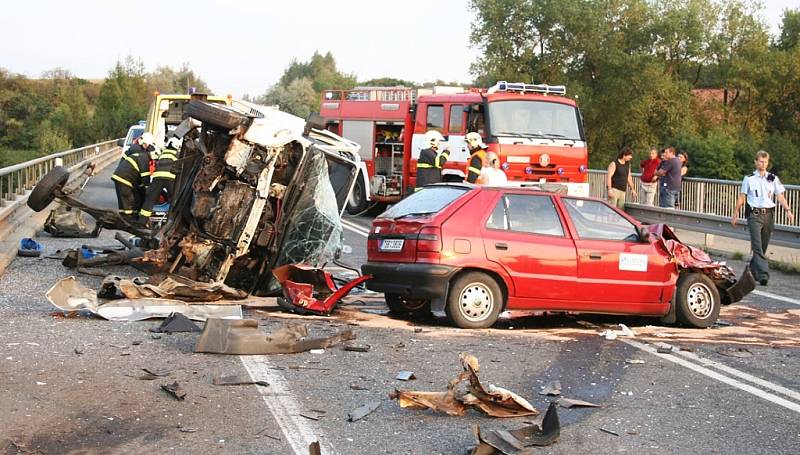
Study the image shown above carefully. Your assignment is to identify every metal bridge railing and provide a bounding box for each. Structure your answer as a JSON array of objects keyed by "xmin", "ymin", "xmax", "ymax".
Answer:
[
  {"xmin": 588, "ymin": 169, "xmax": 800, "ymax": 227},
  {"xmin": 0, "ymin": 139, "xmax": 119, "ymax": 208}
]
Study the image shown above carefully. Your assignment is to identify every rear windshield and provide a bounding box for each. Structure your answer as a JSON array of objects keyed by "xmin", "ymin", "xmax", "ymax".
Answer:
[{"xmin": 378, "ymin": 186, "xmax": 469, "ymax": 219}]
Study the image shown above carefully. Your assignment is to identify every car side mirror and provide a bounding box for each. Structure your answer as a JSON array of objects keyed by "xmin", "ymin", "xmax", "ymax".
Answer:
[
  {"xmin": 637, "ymin": 226, "xmax": 651, "ymax": 243},
  {"xmin": 116, "ymin": 138, "xmax": 125, "ymax": 147}
]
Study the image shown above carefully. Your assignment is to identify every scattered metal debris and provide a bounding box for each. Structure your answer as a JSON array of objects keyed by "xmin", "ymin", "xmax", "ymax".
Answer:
[
  {"xmin": 347, "ymin": 400, "xmax": 381, "ymax": 422},
  {"xmin": 161, "ymin": 381, "xmax": 186, "ymax": 400},
  {"xmin": 557, "ymin": 397, "xmax": 600, "ymax": 408},
  {"xmin": 212, "ymin": 375, "xmax": 269, "ymax": 387},
  {"xmin": 139, "ymin": 368, "xmax": 170, "ymax": 380},
  {"xmin": 343, "ymin": 344, "xmax": 370, "ymax": 352},
  {"xmin": 178, "ymin": 427, "xmax": 198, "ymax": 433},
  {"xmin": 350, "ymin": 384, "xmax": 369, "ymax": 391},
  {"xmin": 273, "ymin": 264, "xmax": 372, "ymax": 316},
  {"xmin": 598, "ymin": 330, "xmax": 617, "ymax": 340},
  {"xmin": 194, "ymin": 318, "xmax": 355, "ymax": 355},
  {"xmin": 470, "ymin": 402, "xmax": 560, "ymax": 453},
  {"xmin": 396, "ymin": 371, "xmax": 416, "ymax": 381},
  {"xmin": 150, "ymin": 312, "xmax": 202, "ymax": 333},
  {"xmin": 539, "ymin": 380, "xmax": 562, "ymax": 396},
  {"xmin": 599, "ymin": 428, "xmax": 619, "ymax": 436},
  {"xmin": 625, "ymin": 359, "xmax": 646, "ymax": 365},
  {"xmin": 656, "ymin": 342, "xmax": 677, "ymax": 354},
  {"xmin": 618, "ymin": 324, "xmax": 635, "ymax": 337},
  {"xmin": 390, "ymin": 354, "xmax": 538, "ymax": 418}
]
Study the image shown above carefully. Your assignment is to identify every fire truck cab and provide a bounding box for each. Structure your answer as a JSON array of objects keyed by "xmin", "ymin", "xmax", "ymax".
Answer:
[{"xmin": 320, "ymin": 82, "xmax": 590, "ymax": 215}]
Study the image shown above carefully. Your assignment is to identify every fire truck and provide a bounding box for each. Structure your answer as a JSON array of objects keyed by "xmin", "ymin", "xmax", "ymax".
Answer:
[{"xmin": 319, "ymin": 82, "xmax": 590, "ymax": 214}]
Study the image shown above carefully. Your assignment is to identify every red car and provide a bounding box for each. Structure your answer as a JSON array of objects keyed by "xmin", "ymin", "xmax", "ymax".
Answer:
[{"xmin": 362, "ymin": 184, "xmax": 755, "ymax": 329}]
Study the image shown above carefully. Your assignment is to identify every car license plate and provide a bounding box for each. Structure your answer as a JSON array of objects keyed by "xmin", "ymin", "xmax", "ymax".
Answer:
[{"xmin": 380, "ymin": 239, "xmax": 404, "ymax": 251}]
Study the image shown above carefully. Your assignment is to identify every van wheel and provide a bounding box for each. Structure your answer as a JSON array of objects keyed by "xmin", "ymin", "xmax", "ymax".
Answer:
[
  {"xmin": 28, "ymin": 166, "xmax": 69, "ymax": 212},
  {"xmin": 446, "ymin": 272, "xmax": 503, "ymax": 329},
  {"xmin": 675, "ymin": 273, "xmax": 720, "ymax": 328},
  {"xmin": 186, "ymin": 100, "xmax": 251, "ymax": 130},
  {"xmin": 346, "ymin": 175, "xmax": 368, "ymax": 215}
]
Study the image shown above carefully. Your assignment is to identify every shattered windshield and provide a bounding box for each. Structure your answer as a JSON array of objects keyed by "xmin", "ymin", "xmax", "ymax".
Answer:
[{"xmin": 488, "ymin": 100, "xmax": 583, "ymax": 141}]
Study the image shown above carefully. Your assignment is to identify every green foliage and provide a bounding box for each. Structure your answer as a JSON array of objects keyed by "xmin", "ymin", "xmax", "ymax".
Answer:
[
  {"xmin": 359, "ymin": 77, "xmax": 416, "ymax": 87},
  {"xmin": 93, "ymin": 57, "xmax": 150, "ymax": 140},
  {"xmin": 259, "ymin": 78, "xmax": 318, "ymax": 119},
  {"xmin": 468, "ymin": 0, "xmax": 800, "ymax": 183},
  {"xmin": 147, "ymin": 63, "xmax": 210, "ymax": 94}
]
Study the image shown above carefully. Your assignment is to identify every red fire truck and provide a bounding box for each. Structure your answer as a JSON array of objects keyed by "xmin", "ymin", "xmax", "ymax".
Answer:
[{"xmin": 319, "ymin": 82, "xmax": 590, "ymax": 214}]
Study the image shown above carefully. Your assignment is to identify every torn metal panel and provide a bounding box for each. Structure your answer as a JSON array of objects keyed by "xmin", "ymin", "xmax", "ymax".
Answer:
[
  {"xmin": 44, "ymin": 204, "xmax": 101, "ymax": 238},
  {"xmin": 96, "ymin": 299, "xmax": 242, "ymax": 322},
  {"xmin": 389, "ymin": 389, "xmax": 467, "ymax": 416},
  {"xmin": 471, "ymin": 402, "xmax": 561, "ymax": 453},
  {"xmin": 347, "ymin": 400, "xmax": 381, "ymax": 422},
  {"xmin": 113, "ymin": 276, "xmax": 248, "ymax": 302},
  {"xmin": 194, "ymin": 318, "xmax": 355, "ymax": 355},
  {"xmin": 273, "ymin": 264, "xmax": 372, "ymax": 315},
  {"xmin": 46, "ymin": 276, "xmax": 98, "ymax": 312}
]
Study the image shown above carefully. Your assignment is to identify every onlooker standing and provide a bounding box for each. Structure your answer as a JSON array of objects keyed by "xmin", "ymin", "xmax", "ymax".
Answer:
[
  {"xmin": 606, "ymin": 146, "xmax": 637, "ymax": 211},
  {"xmin": 639, "ymin": 148, "xmax": 660, "ymax": 206},
  {"xmin": 656, "ymin": 147, "xmax": 681, "ymax": 208},
  {"xmin": 677, "ymin": 151, "xmax": 689, "ymax": 177},
  {"xmin": 478, "ymin": 152, "xmax": 508, "ymax": 186},
  {"xmin": 731, "ymin": 151, "xmax": 794, "ymax": 285}
]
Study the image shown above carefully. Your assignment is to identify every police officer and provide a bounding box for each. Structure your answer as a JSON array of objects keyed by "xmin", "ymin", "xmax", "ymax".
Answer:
[
  {"xmin": 125, "ymin": 131, "xmax": 156, "ymax": 157},
  {"xmin": 415, "ymin": 130, "xmax": 449, "ymax": 190},
  {"xmin": 139, "ymin": 136, "xmax": 180, "ymax": 221},
  {"xmin": 465, "ymin": 132, "xmax": 488, "ymax": 184},
  {"xmin": 732, "ymin": 150, "xmax": 795, "ymax": 285},
  {"xmin": 112, "ymin": 137, "xmax": 156, "ymax": 221}
]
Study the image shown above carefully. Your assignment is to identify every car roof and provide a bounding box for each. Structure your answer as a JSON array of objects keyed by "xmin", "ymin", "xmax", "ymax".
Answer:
[{"xmin": 425, "ymin": 182, "xmax": 578, "ymax": 199}]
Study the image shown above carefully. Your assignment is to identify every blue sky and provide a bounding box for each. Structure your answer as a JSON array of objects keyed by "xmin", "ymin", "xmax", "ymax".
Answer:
[{"xmin": 0, "ymin": 0, "xmax": 796, "ymax": 97}]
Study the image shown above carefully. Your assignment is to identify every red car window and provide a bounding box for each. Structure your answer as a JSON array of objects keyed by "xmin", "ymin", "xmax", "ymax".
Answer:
[{"xmin": 562, "ymin": 198, "xmax": 638, "ymax": 241}]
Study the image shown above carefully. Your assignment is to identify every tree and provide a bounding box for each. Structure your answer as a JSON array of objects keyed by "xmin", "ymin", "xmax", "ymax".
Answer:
[
  {"xmin": 147, "ymin": 63, "xmax": 211, "ymax": 94},
  {"xmin": 94, "ymin": 57, "xmax": 149, "ymax": 139},
  {"xmin": 258, "ymin": 78, "xmax": 317, "ymax": 119},
  {"xmin": 359, "ymin": 77, "xmax": 416, "ymax": 87}
]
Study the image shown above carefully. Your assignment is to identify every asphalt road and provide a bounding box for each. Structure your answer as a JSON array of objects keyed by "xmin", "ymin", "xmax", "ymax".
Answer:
[{"xmin": 1, "ymin": 164, "xmax": 798, "ymax": 454}]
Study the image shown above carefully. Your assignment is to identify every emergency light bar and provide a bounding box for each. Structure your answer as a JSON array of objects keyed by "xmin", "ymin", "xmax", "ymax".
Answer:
[{"xmin": 487, "ymin": 81, "xmax": 567, "ymax": 95}]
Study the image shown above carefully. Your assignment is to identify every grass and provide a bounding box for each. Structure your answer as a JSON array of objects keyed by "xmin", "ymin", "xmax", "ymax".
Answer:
[
  {"xmin": 0, "ymin": 149, "xmax": 48, "ymax": 168},
  {"xmin": 731, "ymin": 251, "xmax": 745, "ymax": 260}
]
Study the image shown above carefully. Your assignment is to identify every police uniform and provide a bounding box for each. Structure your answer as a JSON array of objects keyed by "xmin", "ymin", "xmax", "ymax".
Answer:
[
  {"xmin": 111, "ymin": 151, "xmax": 151, "ymax": 217},
  {"xmin": 140, "ymin": 146, "xmax": 178, "ymax": 218},
  {"xmin": 740, "ymin": 170, "xmax": 785, "ymax": 283},
  {"xmin": 466, "ymin": 149, "xmax": 487, "ymax": 184},
  {"xmin": 415, "ymin": 147, "xmax": 449, "ymax": 190}
]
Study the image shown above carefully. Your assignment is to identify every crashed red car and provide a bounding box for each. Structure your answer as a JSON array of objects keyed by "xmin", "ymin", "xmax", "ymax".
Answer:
[{"xmin": 362, "ymin": 184, "xmax": 755, "ymax": 329}]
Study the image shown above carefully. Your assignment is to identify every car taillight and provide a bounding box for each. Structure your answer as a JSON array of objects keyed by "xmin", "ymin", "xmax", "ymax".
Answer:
[{"xmin": 416, "ymin": 226, "xmax": 441, "ymax": 252}]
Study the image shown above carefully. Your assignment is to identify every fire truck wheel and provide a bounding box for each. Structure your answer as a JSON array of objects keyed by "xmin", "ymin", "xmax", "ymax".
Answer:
[
  {"xmin": 186, "ymin": 100, "xmax": 251, "ymax": 130},
  {"xmin": 345, "ymin": 175, "xmax": 368, "ymax": 215},
  {"xmin": 27, "ymin": 166, "xmax": 69, "ymax": 212}
]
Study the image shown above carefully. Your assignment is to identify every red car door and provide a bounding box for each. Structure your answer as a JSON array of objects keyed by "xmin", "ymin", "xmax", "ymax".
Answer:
[
  {"xmin": 559, "ymin": 198, "xmax": 672, "ymax": 307},
  {"xmin": 482, "ymin": 192, "xmax": 578, "ymax": 302}
]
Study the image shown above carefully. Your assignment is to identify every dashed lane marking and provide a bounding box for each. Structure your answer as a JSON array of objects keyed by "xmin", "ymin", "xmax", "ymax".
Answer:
[
  {"xmin": 240, "ymin": 356, "xmax": 336, "ymax": 455},
  {"xmin": 752, "ymin": 289, "xmax": 800, "ymax": 306},
  {"xmin": 340, "ymin": 219, "xmax": 370, "ymax": 236}
]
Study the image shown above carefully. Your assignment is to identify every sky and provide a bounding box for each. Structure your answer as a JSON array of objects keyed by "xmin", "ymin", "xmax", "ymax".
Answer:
[{"xmin": 0, "ymin": 0, "xmax": 797, "ymax": 97}]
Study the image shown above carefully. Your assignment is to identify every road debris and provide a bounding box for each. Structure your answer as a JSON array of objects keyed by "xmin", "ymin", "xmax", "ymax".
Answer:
[
  {"xmin": 46, "ymin": 277, "xmax": 242, "ymax": 321},
  {"xmin": 396, "ymin": 371, "xmax": 416, "ymax": 381},
  {"xmin": 625, "ymin": 359, "xmax": 646, "ymax": 364},
  {"xmin": 273, "ymin": 264, "xmax": 372, "ymax": 316},
  {"xmin": 343, "ymin": 344, "xmax": 370, "ymax": 352},
  {"xmin": 539, "ymin": 380, "xmax": 562, "ymax": 396},
  {"xmin": 618, "ymin": 323, "xmax": 636, "ymax": 337},
  {"xmin": 194, "ymin": 318, "xmax": 355, "ymax": 355},
  {"xmin": 656, "ymin": 342, "xmax": 677, "ymax": 354},
  {"xmin": 598, "ymin": 330, "xmax": 617, "ymax": 340},
  {"xmin": 557, "ymin": 397, "xmax": 600, "ymax": 408},
  {"xmin": 599, "ymin": 428, "xmax": 620, "ymax": 436},
  {"xmin": 150, "ymin": 312, "xmax": 202, "ymax": 333},
  {"xmin": 715, "ymin": 347, "xmax": 753, "ymax": 358},
  {"xmin": 347, "ymin": 400, "xmax": 381, "ymax": 422},
  {"xmin": 309, "ymin": 441, "xmax": 321, "ymax": 455},
  {"xmin": 17, "ymin": 238, "xmax": 43, "ymax": 257},
  {"xmin": 470, "ymin": 402, "xmax": 560, "ymax": 453},
  {"xmin": 390, "ymin": 354, "xmax": 538, "ymax": 418},
  {"xmin": 161, "ymin": 381, "xmax": 187, "ymax": 400},
  {"xmin": 212, "ymin": 375, "xmax": 269, "ymax": 387},
  {"xmin": 139, "ymin": 368, "xmax": 170, "ymax": 380},
  {"xmin": 178, "ymin": 427, "xmax": 198, "ymax": 433}
]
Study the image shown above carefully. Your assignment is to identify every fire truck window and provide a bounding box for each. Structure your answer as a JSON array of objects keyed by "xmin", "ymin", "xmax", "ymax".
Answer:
[
  {"xmin": 448, "ymin": 105, "xmax": 464, "ymax": 134},
  {"xmin": 426, "ymin": 105, "xmax": 444, "ymax": 132}
]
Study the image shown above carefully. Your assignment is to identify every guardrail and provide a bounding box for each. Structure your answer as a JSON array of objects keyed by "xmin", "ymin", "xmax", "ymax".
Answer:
[
  {"xmin": 0, "ymin": 139, "xmax": 120, "ymax": 208},
  {"xmin": 588, "ymin": 170, "xmax": 799, "ymax": 227}
]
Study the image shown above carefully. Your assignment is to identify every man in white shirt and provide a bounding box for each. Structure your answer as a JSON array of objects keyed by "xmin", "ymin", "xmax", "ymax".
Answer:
[
  {"xmin": 731, "ymin": 150, "xmax": 795, "ymax": 285},
  {"xmin": 479, "ymin": 152, "xmax": 508, "ymax": 186}
]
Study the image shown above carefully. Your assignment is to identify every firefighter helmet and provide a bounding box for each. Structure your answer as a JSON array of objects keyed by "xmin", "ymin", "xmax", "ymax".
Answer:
[
  {"xmin": 139, "ymin": 132, "xmax": 155, "ymax": 147},
  {"xmin": 466, "ymin": 132, "xmax": 488, "ymax": 150},
  {"xmin": 424, "ymin": 130, "xmax": 444, "ymax": 148}
]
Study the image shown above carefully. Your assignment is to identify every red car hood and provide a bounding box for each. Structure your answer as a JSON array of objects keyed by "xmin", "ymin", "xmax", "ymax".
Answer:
[{"xmin": 648, "ymin": 224, "xmax": 734, "ymax": 279}]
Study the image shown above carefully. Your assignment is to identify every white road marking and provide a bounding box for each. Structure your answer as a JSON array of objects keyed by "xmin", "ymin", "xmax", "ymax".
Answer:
[
  {"xmin": 341, "ymin": 219, "xmax": 370, "ymax": 237},
  {"xmin": 240, "ymin": 356, "xmax": 335, "ymax": 455},
  {"xmin": 620, "ymin": 339, "xmax": 800, "ymax": 414},
  {"xmin": 752, "ymin": 289, "xmax": 800, "ymax": 306},
  {"xmin": 674, "ymin": 349, "xmax": 800, "ymax": 402}
]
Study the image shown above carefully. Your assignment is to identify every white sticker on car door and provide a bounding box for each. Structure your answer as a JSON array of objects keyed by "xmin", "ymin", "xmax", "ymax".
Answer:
[{"xmin": 619, "ymin": 253, "xmax": 648, "ymax": 272}]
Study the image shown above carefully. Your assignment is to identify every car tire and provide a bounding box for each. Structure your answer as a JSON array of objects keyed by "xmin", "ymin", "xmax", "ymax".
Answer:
[
  {"xmin": 675, "ymin": 272, "xmax": 720, "ymax": 328},
  {"xmin": 186, "ymin": 100, "xmax": 251, "ymax": 130},
  {"xmin": 345, "ymin": 174, "xmax": 368, "ymax": 215},
  {"xmin": 27, "ymin": 166, "xmax": 69, "ymax": 212},
  {"xmin": 446, "ymin": 272, "xmax": 503, "ymax": 329},
  {"xmin": 385, "ymin": 293, "xmax": 431, "ymax": 316}
]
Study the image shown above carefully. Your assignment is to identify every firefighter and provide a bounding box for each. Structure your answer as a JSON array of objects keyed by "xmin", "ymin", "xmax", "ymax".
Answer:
[
  {"xmin": 125, "ymin": 131, "xmax": 156, "ymax": 157},
  {"xmin": 465, "ymin": 132, "xmax": 488, "ymax": 183},
  {"xmin": 415, "ymin": 130, "xmax": 450, "ymax": 190},
  {"xmin": 139, "ymin": 136, "xmax": 180, "ymax": 221},
  {"xmin": 111, "ymin": 140, "xmax": 155, "ymax": 221}
]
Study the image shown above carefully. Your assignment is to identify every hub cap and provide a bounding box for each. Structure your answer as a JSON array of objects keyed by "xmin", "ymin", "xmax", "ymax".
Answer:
[
  {"xmin": 458, "ymin": 282, "xmax": 493, "ymax": 322},
  {"xmin": 686, "ymin": 282, "xmax": 714, "ymax": 319}
]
